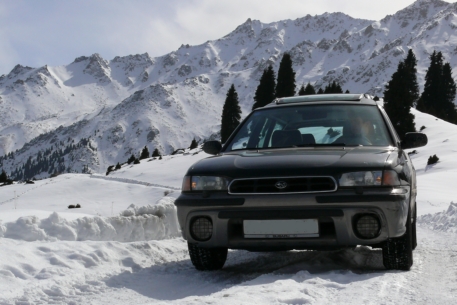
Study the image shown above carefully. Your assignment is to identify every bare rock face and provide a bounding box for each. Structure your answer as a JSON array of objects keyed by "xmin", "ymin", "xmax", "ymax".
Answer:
[
  {"xmin": 83, "ymin": 54, "xmax": 111, "ymax": 83},
  {"xmin": 178, "ymin": 65, "xmax": 192, "ymax": 77}
]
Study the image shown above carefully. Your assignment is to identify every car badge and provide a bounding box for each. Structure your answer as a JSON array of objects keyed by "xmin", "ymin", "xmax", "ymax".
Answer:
[{"xmin": 275, "ymin": 181, "xmax": 288, "ymax": 189}]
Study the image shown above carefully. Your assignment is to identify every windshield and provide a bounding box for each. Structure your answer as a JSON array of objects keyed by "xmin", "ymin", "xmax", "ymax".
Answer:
[{"xmin": 226, "ymin": 104, "xmax": 393, "ymax": 151}]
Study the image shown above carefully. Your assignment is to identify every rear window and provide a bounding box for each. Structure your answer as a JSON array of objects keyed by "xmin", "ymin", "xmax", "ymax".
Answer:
[{"xmin": 226, "ymin": 104, "xmax": 393, "ymax": 151}]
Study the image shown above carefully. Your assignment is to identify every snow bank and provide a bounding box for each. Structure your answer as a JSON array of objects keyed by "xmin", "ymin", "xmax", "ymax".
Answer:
[
  {"xmin": 0, "ymin": 197, "xmax": 180, "ymax": 242},
  {"xmin": 0, "ymin": 221, "xmax": 5, "ymax": 236},
  {"xmin": 418, "ymin": 202, "xmax": 457, "ymax": 233}
]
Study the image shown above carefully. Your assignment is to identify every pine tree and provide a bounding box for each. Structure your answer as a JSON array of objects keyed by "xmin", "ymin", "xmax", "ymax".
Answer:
[
  {"xmin": 127, "ymin": 154, "xmax": 135, "ymax": 164},
  {"xmin": 106, "ymin": 165, "xmax": 114, "ymax": 176},
  {"xmin": 418, "ymin": 51, "xmax": 442, "ymax": 114},
  {"xmin": 0, "ymin": 170, "xmax": 7, "ymax": 183},
  {"xmin": 417, "ymin": 51, "xmax": 442, "ymax": 115},
  {"xmin": 324, "ymin": 81, "xmax": 343, "ymax": 94},
  {"xmin": 324, "ymin": 83, "xmax": 330, "ymax": 93},
  {"xmin": 418, "ymin": 51, "xmax": 457, "ymax": 123},
  {"xmin": 403, "ymin": 49, "xmax": 420, "ymax": 106},
  {"xmin": 441, "ymin": 63, "xmax": 457, "ymax": 123},
  {"xmin": 427, "ymin": 154, "xmax": 439, "ymax": 165},
  {"xmin": 152, "ymin": 148, "xmax": 160, "ymax": 157},
  {"xmin": 221, "ymin": 84, "xmax": 242, "ymax": 143},
  {"xmin": 298, "ymin": 84, "xmax": 306, "ymax": 96},
  {"xmin": 275, "ymin": 53, "xmax": 296, "ymax": 98},
  {"xmin": 383, "ymin": 49, "xmax": 419, "ymax": 140},
  {"xmin": 317, "ymin": 88, "xmax": 324, "ymax": 94},
  {"xmin": 299, "ymin": 82, "xmax": 316, "ymax": 95},
  {"xmin": 190, "ymin": 138, "xmax": 199, "ymax": 150},
  {"xmin": 140, "ymin": 146, "xmax": 149, "ymax": 160},
  {"xmin": 115, "ymin": 162, "xmax": 121, "ymax": 170},
  {"xmin": 252, "ymin": 65, "xmax": 276, "ymax": 110}
]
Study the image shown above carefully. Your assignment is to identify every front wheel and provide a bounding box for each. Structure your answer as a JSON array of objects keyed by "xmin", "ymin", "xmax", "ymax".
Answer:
[
  {"xmin": 382, "ymin": 206, "xmax": 413, "ymax": 271},
  {"xmin": 412, "ymin": 203, "xmax": 417, "ymax": 250},
  {"xmin": 188, "ymin": 242, "xmax": 228, "ymax": 271}
]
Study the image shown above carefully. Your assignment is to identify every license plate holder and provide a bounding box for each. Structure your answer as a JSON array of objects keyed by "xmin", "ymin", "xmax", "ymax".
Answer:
[{"xmin": 243, "ymin": 219, "xmax": 319, "ymax": 238}]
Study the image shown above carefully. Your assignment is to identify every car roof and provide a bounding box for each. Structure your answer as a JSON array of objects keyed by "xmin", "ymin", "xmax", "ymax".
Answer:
[{"xmin": 262, "ymin": 94, "xmax": 378, "ymax": 108}]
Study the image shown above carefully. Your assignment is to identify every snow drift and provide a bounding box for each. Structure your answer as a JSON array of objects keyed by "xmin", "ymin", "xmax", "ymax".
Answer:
[
  {"xmin": 0, "ymin": 197, "xmax": 180, "ymax": 242},
  {"xmin": 418, "ymin": 202, "xmax": 457, "ymax": 233}
]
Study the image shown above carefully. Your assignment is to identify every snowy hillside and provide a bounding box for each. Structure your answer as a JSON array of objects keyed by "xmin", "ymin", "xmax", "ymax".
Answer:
[
  {"xmin": 1, "ymin": 106, "xmax": 457, "ymax": 304},
  {"xmin": 408, "ymin": 108, "xmax": 457, "ymax": 215},
  {"xmin": 2, "ymin": 0, "xmax": 457, "ymax": 179}
]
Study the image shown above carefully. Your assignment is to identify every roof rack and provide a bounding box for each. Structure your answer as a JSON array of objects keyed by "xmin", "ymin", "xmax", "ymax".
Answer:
[{"xmin": 275, "ymin": 94, "xmax": 364, "ymax": 105}]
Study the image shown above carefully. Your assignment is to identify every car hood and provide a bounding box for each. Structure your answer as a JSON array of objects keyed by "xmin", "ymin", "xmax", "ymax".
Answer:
[{"xmin": 187, "ymin": 147, "xmax": 396, "ymax": 178}]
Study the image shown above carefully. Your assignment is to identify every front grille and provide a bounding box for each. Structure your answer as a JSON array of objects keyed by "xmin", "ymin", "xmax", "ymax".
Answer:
[{"xmin": 228, "ymin": 176, "xmax": 337, "ymax": 194}]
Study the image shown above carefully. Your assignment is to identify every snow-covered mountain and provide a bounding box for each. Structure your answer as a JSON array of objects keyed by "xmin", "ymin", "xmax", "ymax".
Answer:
[{"xmin": 1, "ymin": 0, "xmax": 457, "ymax": 178}]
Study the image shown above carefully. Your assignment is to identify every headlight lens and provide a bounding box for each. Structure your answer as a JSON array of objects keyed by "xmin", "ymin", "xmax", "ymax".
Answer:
[
  {"xmin": 339, "ymin": 170, "xmax": 400, "ymax": 187},
  {"xmin": 182, "ymin": 176, "xmax": 191, "ymax": 191},
  {"xmin": 339, "ymin": 171, "xmax": 382, "ymax": 186},
  {"xmin": 381, "ymin": 170, "xmax": 401, "ymax": 186},
  {"xmin": 182, "ymin": 176, "xmax": 229, "ymax": 191}
]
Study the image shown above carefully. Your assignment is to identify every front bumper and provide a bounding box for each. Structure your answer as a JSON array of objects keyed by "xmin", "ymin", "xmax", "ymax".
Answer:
[{"xmin": 175, "ymin": 187, "xmax": 410, "ymax": 250}]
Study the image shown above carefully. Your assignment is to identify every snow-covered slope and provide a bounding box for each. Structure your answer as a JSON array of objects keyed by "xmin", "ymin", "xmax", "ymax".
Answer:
[
  {"xmin": 408, "ymin": 108, "xmax": 457, "ymax": 215},
  {"xmin": 0, "ymin": 148, "xmax": 209, "ymax": 223},
  {"xmin": 1, "ymin": 0, "xmax": 457, "ymax": 179}
]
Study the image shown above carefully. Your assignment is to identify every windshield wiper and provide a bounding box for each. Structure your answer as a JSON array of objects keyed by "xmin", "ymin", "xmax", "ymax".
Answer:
[
  {"xmin": 229, "ymin": 143, "xmax": 346, "ymax": 151},
  {"xmin": 296, "ymin": 143, "xmax": 346, "ymax": 147}
]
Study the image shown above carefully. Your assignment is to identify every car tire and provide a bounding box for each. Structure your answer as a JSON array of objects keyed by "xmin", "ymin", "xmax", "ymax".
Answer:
[
  {"xmin": 188, "ymin": 242, "xmax": 228, "ymax": 271},
  {"xmin": 382, "ymin": 205, "xmax": 413, "ymax": 271},
  {"xmin": 412, "ymin": 203, "xmax": 417, "ymax": 250}
]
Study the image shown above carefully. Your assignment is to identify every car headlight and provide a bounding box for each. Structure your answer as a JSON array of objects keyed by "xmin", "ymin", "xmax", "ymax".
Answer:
[
  {"xmin": 181, "ymin": 176, "xmax": 229, "ymax": 191},
  {"xmin": 339, "ymin": 170, "xmax": 400, "ymax": 186}
]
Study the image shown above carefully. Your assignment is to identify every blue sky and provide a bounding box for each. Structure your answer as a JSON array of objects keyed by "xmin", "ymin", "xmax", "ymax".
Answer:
[{"xmin": 0, "ymin": 0, "xmax": 452, "ymax": 75}]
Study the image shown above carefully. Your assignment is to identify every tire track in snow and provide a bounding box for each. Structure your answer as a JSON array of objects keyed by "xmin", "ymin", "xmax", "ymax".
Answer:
[
  {"xmin": 313, "ymin": 226, "xmax": 457, "ymax": 305},
  {"xmin": 408, "ymin": 228, "xmax": 457, "ymax": 304},
  {"xmin": 0, "ymin": 178, "xmax": 64, "ymax": 206},
  {"xmin": 90, "ymin": 174, "xmax": 181, "ymax": 191},
  {"xmin": 2, "ymin": 227, "xmax": 457, "ymax": 304},
  {"xmin": 99, "ymin": 228, "xmax": 457, "ymax": 304}
]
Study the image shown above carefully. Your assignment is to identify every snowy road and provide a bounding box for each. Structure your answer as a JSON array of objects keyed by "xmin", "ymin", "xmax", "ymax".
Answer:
[{"xmin": 1, "ymin": 225, "xmax": 456, "ymax": 304}]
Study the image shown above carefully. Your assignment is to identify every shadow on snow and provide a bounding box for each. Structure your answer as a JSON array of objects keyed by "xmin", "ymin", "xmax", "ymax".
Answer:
[{"xmin": 105, "ymin": 246, "xmax": 388, "ymax": 301}]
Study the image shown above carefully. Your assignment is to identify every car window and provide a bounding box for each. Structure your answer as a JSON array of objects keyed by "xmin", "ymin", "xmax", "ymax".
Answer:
[
  {"xmin": 226, "ymin": 104, "xmax": 393, "ymax": 151},
  {"xmin": 229, "ymin": 115, "xmax": 286, "ymax": 150}
]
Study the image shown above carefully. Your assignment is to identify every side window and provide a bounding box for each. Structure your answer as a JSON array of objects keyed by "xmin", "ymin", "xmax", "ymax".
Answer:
[
  {"xmin": 257, "ymin": 119, "xmax": 285, "ymax": 148},
  {"xmin": 265, "ymin": 122, "xmax": 284, "ymax": 147},
  {"xmin": 370, "ymin": 121, "xmax": 390, "ymax": 145},
  {"xmin": 229, "ymin": 116, "xmax": 278, "ymax": 150},
  {"xmin": 257, "ymin": 119, "xmax": 270, "ymax": 148},
  {"xmin": 230, "ymin": 116, "xmax": 284, "ymax": 150}
]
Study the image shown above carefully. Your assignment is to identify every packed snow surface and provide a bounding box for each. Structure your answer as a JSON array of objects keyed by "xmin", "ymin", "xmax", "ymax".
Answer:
[{"xmin": 1, "ymin": 108, "xmax": 457, "ymax": 304}]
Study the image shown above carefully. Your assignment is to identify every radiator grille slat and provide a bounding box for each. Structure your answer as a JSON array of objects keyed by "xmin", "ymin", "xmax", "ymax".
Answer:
[{"xmin": 229, "ymin": 176, "xmax": 337, "ymax": 194}]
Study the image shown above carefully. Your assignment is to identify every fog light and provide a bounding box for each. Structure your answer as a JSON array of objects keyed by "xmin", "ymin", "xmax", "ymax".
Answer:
[
  {"xmin": 190, "ymin": 217, "xmax": 213, "ymax": 241},
  {"xmin": 354, "ymin": 214, "xmax": 381, "ymax": 239}
]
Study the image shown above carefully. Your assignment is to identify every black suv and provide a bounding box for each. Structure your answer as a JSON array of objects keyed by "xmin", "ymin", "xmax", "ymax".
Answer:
[{"xmin": 175, "ymin": 94, "xmax": 427, "ymax": 271}]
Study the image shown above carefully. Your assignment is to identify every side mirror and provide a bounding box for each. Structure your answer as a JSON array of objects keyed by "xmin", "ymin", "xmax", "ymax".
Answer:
[
  {"xmin": 202, "ymin": 141, "xmax": 222, "ymax": 155},
  {"xmin": 401, "ymin": 132, "xmax": 428, "ymax": 150}
]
